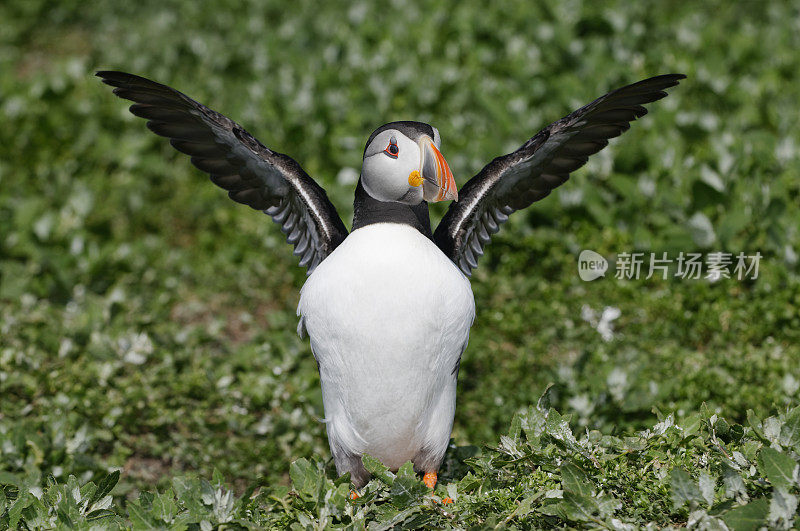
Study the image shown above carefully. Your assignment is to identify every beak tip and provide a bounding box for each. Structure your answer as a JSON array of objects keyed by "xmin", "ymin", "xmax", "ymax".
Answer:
[{"xmin": 420, "ymin": 136, "xmax": 458, "ymax": 203}]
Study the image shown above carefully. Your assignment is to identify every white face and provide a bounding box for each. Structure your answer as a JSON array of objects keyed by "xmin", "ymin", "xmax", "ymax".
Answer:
[{"xmin": 361, "ymin": 130, "xmax": 424, "ymax": 205}]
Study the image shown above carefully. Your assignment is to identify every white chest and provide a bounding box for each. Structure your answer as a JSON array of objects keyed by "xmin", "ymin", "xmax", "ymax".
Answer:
[{"xmin": 298, "ymin": 223, "xmax": 474, "ymax": 365}]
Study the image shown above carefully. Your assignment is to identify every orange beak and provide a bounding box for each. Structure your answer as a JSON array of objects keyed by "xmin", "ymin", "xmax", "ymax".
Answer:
[{"xmin": 419, "ymin": 136, "xmax": 458, "ymax": 202}]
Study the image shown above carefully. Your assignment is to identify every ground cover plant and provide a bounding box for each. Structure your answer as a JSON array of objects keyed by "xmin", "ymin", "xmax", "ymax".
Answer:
[{"xmin": 1, "ymin": 0, "xmax": 799, "ymax": 528}]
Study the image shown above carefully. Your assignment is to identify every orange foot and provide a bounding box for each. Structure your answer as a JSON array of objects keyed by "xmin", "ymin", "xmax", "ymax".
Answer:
[
  {"xmin": 424, "ymin": 472, "xmax": 454, "ymax": 504},
  {"xmin": 349, "ymin": 490, "xmax": 360, "ymax": 500},
  {"xmin": 423, "ymin": 471, "xmax": 438, "ymax": 489}
]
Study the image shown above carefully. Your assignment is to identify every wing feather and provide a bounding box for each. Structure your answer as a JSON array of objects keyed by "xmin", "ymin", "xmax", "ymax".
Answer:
[
  {"xmin": 434, "ymin": 74, "xmax": 685, "ymax": 276},
  {"xmin": 97, "ymin": 71, "xmax": 348, "ymax": 273}
]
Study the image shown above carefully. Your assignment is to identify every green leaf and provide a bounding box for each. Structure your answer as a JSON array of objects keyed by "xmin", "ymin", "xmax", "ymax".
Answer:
[
  {"xmin": 537, "ymin": 384, "xmax": 555, "ymax": 411},
  {"xmin": 508, "ymin": 412, "xmax": 522, "ymax": 442},
  {"xmin": 721, "ymin": 463, "xmax": 747, "ymax": 500},
  {"xmin": 328, "ymin": 482, "xmax": 351, "ymax": 513},
  {"xmin": 715, "ymin": 418, "xmax": 730, "ymax": 437},
  {"xmin": 670, "ymin": 468, "xmax": 703, "ymax": 510},
  {"xmin": 780, "ymin": 405, "xmax": 800, "ymax": 450},
  {"xmin": 758, "ymin": 447, "xmax": 797, "ymax": 489},
  {"xmin": 153, "ymin": 490, "xmax": 177, "ymax": 522},
  {"xmin": 57, "ymin": 508, "xmax": 74, "ymax": 528},
  {"xmin": 679, "ymin": 412, "xmax": 703, "ymax": 436},
  {"xmin": 560, "ymin": 462, "xmax": 593, "ymax": 497},
  {"xmin": 79, "ymin": 481, "xmax": 97, "ymax": 503},
  {"xmin": 457, "ymin": 473, "xmax": 480, "ymax": 493},
  {"xmin": 560, "ymin": 491, "xmax": 600, "ymax": 522},
  {"xmin": 289, "ymin": 458, "xmax": 322, "ymax": 498},
  {"xmin": 86, "ymin": 509, "xmax": 117, "ymax": 521},
  {"xmin": 520, "ymin": 406, "xmax": 547, "ymax": 441},
  {"xmin": 596, "ymin": 494, "xmax": 622, "ymax": 518},
  {"xmin": 139, "ymin": 490, "xmax": 154, "ymax": 510},
  {"xmin": 370, "ymin": 506, "xmax": 421, "ymax": 531},
  {"xmin": 211, "ymin": 468, "xmax": 225, "ymax": 487},
  {"xmin": 332, "ymin": 471, "xmax": 351, "ymax": 487},
  {"xmin": 361, "ymin": 454, "xmax": 394, "ymax": 484},
  {"xmin": 768, "ymin": 487, "xmax": 798, "ymax": 526},
  {"xmin": 545, "ymin": 408, "xmax": 578, "ymax": 449},
  {"xmin": 729, "ymin": 424, "xmax": 745, "ymax": 442},
  {"xmin": 396, "ymin": 461, "xmax": 416, "ymax": 479},
  {"xmin": 169, "ymin": 512, "xmax": 195, "ymax": 530},
  {"xmin": 198, "ymin": 479, "xmax": 215, "ymax": 506},
  {"xmin": 390, "ymin": 476, "xmax": 427, "ymax": 508},
  {"xmin": 172, "ymin": 478, "xmax": 205, "ymax": 516},
  {"xmin": 512, "ymin": 490, "xmax": 546, "ymax": 520},
  {"xmin": 747, "ymin": 410, "xmax": 768, "ymax": 442},
  {"xmin": 698, "ymin": 472, "xmax": 716, "ymax": 506},
  {"xmin": 8, "ymin": 492, "xmax": 32, "ymax": 528},
  {"xmin": 128, "ymin": 501, "xmax": 159, "ymax": 529},
  {"xmin": 91, "ymin": 471, "xmax": 120, "ymax": 504}
]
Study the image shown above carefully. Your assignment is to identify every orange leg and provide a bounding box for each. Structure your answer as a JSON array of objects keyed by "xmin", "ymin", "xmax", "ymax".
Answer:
[{"xmin": 423, "ymin": 472, "xmax": 453, "ymax": 504}]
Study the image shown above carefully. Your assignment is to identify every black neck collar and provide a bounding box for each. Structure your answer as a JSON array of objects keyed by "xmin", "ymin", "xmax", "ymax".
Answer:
[{"xmin": 351, "ymin": 179, "xmax": 432, "ymax": 239}]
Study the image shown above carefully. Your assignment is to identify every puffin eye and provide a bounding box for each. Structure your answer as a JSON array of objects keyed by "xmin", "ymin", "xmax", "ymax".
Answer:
[{"xmin": 384, "ymin": 136, "xmax": 399, "ymax": 159}]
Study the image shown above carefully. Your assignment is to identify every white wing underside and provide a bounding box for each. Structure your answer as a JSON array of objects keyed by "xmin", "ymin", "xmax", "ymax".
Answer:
[{"xmin": 297, "ymin": 224, "xmax": 474, "ymax": 470}]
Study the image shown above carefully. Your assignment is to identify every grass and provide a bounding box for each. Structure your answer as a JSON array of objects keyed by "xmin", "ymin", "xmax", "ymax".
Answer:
[{"xmin": 1, "ymin": 0, "xmax": 799, "ymax": 528}]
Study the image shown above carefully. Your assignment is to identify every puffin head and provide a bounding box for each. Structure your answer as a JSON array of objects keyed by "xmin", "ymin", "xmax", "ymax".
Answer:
[{"xmin": 360, "ymin": 121, "xmax": 458, "ymax": 205}]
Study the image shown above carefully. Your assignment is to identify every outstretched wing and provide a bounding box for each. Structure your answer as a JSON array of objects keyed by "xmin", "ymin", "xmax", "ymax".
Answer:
[
  {"xmin": 97, "ymin": 71, "xmax": 348, "ymax": 274},
  {"xmin": 434, "ymin": 74, "xmax": 685, "ymax": 276}
]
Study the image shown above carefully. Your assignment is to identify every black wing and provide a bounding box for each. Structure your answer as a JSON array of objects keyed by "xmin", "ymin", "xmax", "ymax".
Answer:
[
  {"xmin": 97, "ymin": 71, "xmax": 348, "ymax": 274},
  {"xmin": 434, "ymin": 74, "xmax": 685, "ymax": 276}
]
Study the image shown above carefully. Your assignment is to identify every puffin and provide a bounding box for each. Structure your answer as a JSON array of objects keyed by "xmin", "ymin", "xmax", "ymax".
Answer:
[{"xmin": 97, "ymin": 71, "xmax": 684, "ymax": 493}]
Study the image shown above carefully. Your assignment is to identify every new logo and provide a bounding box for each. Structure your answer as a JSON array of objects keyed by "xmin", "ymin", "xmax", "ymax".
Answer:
[{"xmin": 578, "ymin": 250, "xmax": 608, "ymax": 281}]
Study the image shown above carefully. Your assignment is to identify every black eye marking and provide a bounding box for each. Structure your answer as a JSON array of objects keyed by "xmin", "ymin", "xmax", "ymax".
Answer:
[{"xmin": 384, "ymin": 135, "xmax": 399, "ymax": 159}]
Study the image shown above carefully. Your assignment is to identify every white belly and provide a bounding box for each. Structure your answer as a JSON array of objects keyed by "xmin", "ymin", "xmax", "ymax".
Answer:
[{"xmin": 297, "ymin": 223, "xmax": 474, "ymax": 469}]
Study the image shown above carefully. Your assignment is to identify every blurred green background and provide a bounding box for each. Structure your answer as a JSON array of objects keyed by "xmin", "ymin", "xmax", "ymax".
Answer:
[{"xmin": 1, "ymin": 0, "xmax": 799, "ymax": 502}]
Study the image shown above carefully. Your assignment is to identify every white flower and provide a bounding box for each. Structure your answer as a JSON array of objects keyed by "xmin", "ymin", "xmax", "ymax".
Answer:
[{"xmin": 581, "ymin": 305, "xmax": 621, "ymax": 341}]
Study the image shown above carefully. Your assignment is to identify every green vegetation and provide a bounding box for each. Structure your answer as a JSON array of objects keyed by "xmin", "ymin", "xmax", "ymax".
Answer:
[{"xmin": 1, "ymin": 0, "xmax": 799, "ymax": 528}]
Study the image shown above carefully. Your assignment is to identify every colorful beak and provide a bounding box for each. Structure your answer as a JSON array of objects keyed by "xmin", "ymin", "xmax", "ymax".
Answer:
[{"xmin": 419, "ymin": 136, "xmax": 458, "ymax": 202}]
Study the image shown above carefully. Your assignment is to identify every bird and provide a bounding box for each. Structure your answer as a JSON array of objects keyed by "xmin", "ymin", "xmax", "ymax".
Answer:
[{"xmin": 97, "ymin": 70, "xmax": 685, "ymax": 495}]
